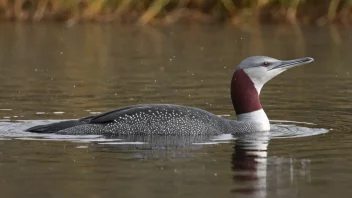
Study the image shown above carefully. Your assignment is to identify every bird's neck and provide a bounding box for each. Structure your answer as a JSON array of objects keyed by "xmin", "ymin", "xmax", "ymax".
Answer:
[
  {"xmin": 231, "ymin": 69, "xmax": 263, "ymax": 115},
  {"xmin": 231, "ymin": 69, "xmax": 269, "ymax": 129}
]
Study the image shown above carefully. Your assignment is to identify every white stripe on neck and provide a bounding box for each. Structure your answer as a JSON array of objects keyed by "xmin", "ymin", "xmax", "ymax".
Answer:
[{"xmin": 236, "ymin": 109, "xmax": 270, "ymax": 130}]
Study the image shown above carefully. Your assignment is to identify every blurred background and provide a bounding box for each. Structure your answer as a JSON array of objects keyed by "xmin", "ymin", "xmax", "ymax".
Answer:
[
  {"xmin": 0, "ymin": 0, "xmax": 351, "ymax": 120},
  {"xmin": 0, "ymin": 0, "xmax": 351, "ymax": 25}
]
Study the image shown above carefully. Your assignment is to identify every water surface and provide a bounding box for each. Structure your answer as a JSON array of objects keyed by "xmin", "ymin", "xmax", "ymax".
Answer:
[{"xmin": 0, "ymin": 22, "xmax": 351, "ymax": 198}]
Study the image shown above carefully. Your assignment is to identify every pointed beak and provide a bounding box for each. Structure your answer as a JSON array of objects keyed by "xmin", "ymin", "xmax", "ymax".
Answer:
[{"xmin": 269, "ymin": 57, "xmax": 314, "ymax": 71}]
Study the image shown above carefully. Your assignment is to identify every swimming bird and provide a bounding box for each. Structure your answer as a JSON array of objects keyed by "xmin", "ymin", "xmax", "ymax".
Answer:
[{"xmin": 26, "ymin": 56, "xmax": 314, "ymax": 135}]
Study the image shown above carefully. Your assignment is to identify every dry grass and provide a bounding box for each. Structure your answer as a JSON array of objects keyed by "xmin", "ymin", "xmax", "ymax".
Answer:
[{"xmin": 0, "ymin": 0, "xmax": 351, "ymax": 25}]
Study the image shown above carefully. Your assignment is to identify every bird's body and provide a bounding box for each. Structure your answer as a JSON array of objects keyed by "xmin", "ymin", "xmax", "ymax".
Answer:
[
  {"xmin": 26, "ymin": 56, "xmax": 314, "ymax": 135},
  {"xmin": 26, "ymin": 104, "xmax": 268, "ymax": 135}
]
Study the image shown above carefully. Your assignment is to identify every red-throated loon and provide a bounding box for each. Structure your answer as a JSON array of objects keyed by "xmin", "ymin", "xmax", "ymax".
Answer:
[{"xmin": 26, "ymin": 56, "xmax": 314, "ymax": 135}]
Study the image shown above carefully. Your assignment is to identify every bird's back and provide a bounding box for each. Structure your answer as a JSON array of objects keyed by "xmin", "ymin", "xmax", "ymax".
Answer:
[{"xmin": 28, "ymin": 104, "xmax": 230, "ymax": 135}]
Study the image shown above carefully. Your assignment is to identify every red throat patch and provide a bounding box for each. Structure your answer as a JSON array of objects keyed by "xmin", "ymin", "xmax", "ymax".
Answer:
[{"xmin": 231, "ymin": 70, "xmax": 262, "ymax": 115}]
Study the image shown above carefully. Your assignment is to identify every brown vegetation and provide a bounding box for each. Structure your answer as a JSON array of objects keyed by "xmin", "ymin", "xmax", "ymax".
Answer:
[{"xmin": 0, "ymin": 0, "xmax": 351, "ymax": 25}]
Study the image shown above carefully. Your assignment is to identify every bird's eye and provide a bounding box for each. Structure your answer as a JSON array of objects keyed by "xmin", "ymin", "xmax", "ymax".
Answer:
[{"xmin": 263, "ymin": 61, "xmax": 269, "ymax": 66}]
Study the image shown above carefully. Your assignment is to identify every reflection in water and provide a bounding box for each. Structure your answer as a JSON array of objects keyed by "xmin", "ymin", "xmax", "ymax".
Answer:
[
  {"xmin": 230, "ymin": 132, "xmax": 314, "ymax": 198},
  {"xmin": 231, "ymin": 132, "xmax": 269, "ymax": 197}
]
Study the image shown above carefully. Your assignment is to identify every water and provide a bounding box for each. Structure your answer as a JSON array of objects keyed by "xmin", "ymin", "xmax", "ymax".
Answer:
[{"xmin": 0, "ymin": 22, "xmax": 351, "ymax": 197}]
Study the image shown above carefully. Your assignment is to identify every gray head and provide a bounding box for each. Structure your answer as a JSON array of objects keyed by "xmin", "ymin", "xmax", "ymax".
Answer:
[
  {"xmin": 235, "ymin": 56, "xmax": 314, "ymax": 93},
  {"xmin": 231, "ymin": 56, "xmax": 314, "ymax": 116}
]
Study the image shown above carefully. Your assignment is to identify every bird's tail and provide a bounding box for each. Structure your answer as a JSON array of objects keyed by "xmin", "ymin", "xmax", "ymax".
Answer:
[{"xmin": 25, "ymin": 120, "xmax": 87, "ymax": 133}]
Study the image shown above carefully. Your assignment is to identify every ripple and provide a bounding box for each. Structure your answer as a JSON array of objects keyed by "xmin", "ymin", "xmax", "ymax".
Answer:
[
  {"xmin": 269, "ymin": 120, "xmax": 329, "ymax": 139},
  {"xmin": 99, "ymin": 142, "xmax": 146, "ymax": 145},
  {"xmin": 53, "ymin": 111, "xmax": 65, "ymax": 114}
]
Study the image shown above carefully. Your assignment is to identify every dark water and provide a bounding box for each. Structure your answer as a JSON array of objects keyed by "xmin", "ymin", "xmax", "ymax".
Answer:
[{"xmin": 0, "ymin": 22, "xmax": 351, "ymax": 197}]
